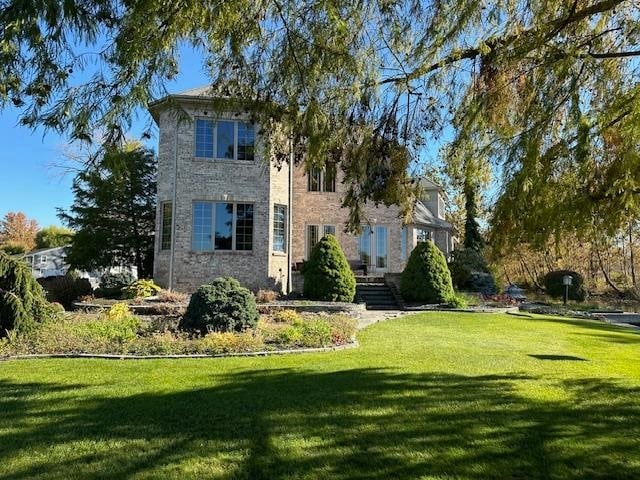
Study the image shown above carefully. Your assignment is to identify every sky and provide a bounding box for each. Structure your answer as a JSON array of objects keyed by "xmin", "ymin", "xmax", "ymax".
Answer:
[{"xmin": 0, "ymin": 46, "xmax": 210, "ymax": 229}]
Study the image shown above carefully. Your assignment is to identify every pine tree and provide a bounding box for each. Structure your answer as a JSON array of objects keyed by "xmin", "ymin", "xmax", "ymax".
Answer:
[{"xmin": 58, "ymin": 144, "xmax": 156, "ymax": 278}]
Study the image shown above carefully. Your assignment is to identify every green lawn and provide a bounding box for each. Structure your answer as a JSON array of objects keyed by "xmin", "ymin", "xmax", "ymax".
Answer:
[{"xmin": 1, "ymin": 312, "xmax": 640, "ymax": 479}]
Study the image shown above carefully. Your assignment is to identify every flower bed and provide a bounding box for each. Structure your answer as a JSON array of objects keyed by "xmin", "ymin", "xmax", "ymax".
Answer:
[{"xmin": 0, "ymin": 310, "xmax": 358, "ymax": 357}]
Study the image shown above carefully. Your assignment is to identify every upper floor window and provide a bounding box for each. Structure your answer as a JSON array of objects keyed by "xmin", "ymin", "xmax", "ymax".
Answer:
[
  {"xmin": 307, "ymin": 164, "xmax": 336, "ymax": 192},
  {"xmin": 192, "ymin": 201, "xmax": 254, "ymax": 252},
  {"xmin": 195, "ymin": 119, "xmax": 255, "ymax": 161}
]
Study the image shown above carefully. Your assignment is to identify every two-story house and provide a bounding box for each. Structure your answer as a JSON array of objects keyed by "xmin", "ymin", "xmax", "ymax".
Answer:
[{"xmin": 149, "ymin": 86, "xmax": 456, "ymax": 293}]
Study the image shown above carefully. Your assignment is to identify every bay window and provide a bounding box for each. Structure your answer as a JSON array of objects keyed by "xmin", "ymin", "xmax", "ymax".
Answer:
[
  {"xmin": 195, "ymin": 119, "xmax": 255, "ymax": 161},
  {"xmin": 192, "ymin": 201, "xmax": 254, "ymax": 252}
]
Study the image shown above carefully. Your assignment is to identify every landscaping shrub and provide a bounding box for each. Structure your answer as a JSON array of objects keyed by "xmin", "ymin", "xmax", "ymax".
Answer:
[
  {"xmin": 466, "ymin": 272, "xmax": 497, "ymax": 295},
  {"xmin": 299, "ymin": 319, "xmax": 333, "ymax": 347},
  {"xmin": 106, "ymin": 302, "xmax": 132, "ymax": 321},
  {"xmin": 448, "ymin": 248, "xmax": 497, "ymax": 294},
  {"xmin": 123, "ymin": 279, "xmax": 161, "ymax": 299},
  {"xmin": 272, "ymin": 309, "xmax": 302, "ymax": 324},
  {"xmin": 197, "ymin": 331, "xmax": 265, "ymax": 354},
  {"xmin": 256, "ymin": 289, "xmax": 279, "ymax": 303},
  {"xmin": 303, "ymin": 234, "xmax": 356, "ymax": 302},
  {"xmin": 157, "ymin": 289, "xmax": 188, "ymax": 303},
  {"xmin": 37, "ymin": 274, "xmax": 92, "ymax": 310},
  {"xmin": 543, "ymin": 270, "xmax": 587, "ymax": 301},
  {"xmin": 97, "ymin": 271, "xmax": 135, "ymax": 299},
  {"xmin": 0, "ymin": 251, "xmax": 53, "ymax": 335},
  {"xmin": 401, "ymin": 241, "xmax": 454, "ymax": 303},
  {"xmin": 179, "ymin": 276, "xmax": 259, "ymax": 334},
  {"xmin": 446, "ymin": 294, "xmax": 469, "ymax": 309}
]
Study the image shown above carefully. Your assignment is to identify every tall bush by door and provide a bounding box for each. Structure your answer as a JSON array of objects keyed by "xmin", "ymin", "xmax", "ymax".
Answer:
[
  {"xmin": 401, "ymin": 240, "xmax": 454, "ymax": 303},
  {"xmin": 179, "ymin": 276, "xmax": 259, "ymax": 335},
  {"xmin": 303, "ymin": 234, "xmax": 356, "ymax": 302}
]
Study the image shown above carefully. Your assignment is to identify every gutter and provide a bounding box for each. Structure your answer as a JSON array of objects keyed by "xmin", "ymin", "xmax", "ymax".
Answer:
[
  {"xmin": 286, "ymin": 137, "xmax": 294, "ymax": 294},
  {"xmin": 168, "ymin": 117, "xmax": 179, "ymax": 290}
]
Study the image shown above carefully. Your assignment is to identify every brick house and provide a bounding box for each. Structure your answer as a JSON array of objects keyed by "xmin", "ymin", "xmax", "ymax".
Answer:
[{"xmin": 149, "ymin": 87, "xmax": 457, "ymax": 293}]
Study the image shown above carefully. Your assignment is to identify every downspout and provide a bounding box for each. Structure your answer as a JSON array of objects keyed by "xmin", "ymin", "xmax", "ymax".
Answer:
[
  {"xmin": 168, "ymin": 118, "xmax": 179, "ymax": 290},
  {"xmin": 286, "ymin": 137, "xmax": 293, "ymax": 293}
]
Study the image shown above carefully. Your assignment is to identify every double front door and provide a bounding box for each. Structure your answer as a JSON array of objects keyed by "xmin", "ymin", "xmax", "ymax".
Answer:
[{"xmin": 359, "ymin": 225, "xmax": 388, "ymax": 273}]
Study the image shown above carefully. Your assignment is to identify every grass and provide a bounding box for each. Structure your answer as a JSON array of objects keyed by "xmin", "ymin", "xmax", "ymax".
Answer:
[{"xmin": 1, "ymin": 312, "xmax": 639, "ymax": 479}]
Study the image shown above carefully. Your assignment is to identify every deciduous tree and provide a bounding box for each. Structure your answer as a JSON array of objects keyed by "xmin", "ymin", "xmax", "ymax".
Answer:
[{"xmin": 0, "ymin": 212, "xmax": 38, "ymax": 254}]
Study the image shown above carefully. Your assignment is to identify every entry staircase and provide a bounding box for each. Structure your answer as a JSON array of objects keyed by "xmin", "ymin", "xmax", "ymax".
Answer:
[{"xmin": 355, "ymin": 276, "xmax": 400, "ymax": 310}]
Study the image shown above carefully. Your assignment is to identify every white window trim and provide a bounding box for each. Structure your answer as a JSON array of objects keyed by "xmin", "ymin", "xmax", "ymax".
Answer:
[
  {"xmin": 194, "ymin": 118, "xmax": 255, "ymax": 162},
  {"xmin": 40, "ymin": 256, "xmax": 47, "ymax": 264},
  {"xmin": 191, "ymin": 201, "xmax": 254, "ymax": 253},
  {"xmin": 273, "ymin": 204, "xmax": 287, "ymax": 253}
]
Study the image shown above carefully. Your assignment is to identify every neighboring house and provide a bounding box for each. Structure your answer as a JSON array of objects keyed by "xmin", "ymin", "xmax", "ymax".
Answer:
[
  {"xmin": 23, "ymin": 246, "xmax": 68, "ymax": 279},
  {"xmin": 149, "ymin": 86, "xmax": 457, "ymax": 293},
  {"xmin": 22, "ymin": 246, "xmax": 138, "ymax": 288}
]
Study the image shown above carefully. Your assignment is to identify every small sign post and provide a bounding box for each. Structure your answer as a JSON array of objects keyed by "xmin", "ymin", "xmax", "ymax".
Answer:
[{"xmin": 562, "ymin": 275, "xmax": 573, "ymax": 306}]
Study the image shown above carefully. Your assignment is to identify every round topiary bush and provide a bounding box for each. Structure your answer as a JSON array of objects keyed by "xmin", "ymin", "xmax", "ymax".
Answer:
[
  {"xmin": 543, "ymin": 270, "xmax": 587, "ymax": 301},
  {"xmin": 302, "ymin": 234, "xmax": 356, "ymax": 302},
  {"xmin": 401, "ymin": 241, "xmax": 455, "ymax": 303},
  {"xmin": 179, "ymin": 276, "xmax": 259, "ymax": 334},
  {"xmin": 97, "ymin": 271, "xmax": 136, "ymax": 299},
  {"xmin": 0, "ymin": 251, "xmax": 53, "ymax": 335}
]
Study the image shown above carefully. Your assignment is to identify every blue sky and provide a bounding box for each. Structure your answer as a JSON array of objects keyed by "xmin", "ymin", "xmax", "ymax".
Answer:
[{"xmin": 0, "ymin": 46, "xmax": 209, "ymax": 228}]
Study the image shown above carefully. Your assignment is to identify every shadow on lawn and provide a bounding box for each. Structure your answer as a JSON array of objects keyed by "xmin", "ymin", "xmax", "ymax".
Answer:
[{"xmin": 0, "ymin": 369, "xmax": 639, "ymax": 479}]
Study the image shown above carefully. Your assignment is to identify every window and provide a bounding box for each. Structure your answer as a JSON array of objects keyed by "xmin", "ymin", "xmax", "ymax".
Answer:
[
  {"xmin": 195, "ymin": 119, "xmax": 255, "ymax": 161},
  {"xmin": 307, "ymin": 164, "xmax": 336, "ymax": 192},
  {"xmin": 401, "ymin": 226, "xmax": 407, "ymax": 260},
  {"xmin": 192, "ymin": 202, "xmax": 213, "ymax": 251},
  {"xmin": 306, "ymin": 225, "xmax": 319, "ymax": 258},
  {"xmin": 237, "ymin": 122, "xmax": 256, "ymax": 160},
  {"xmin": 195, "ymin": 119, "xmax": 214, "ymax": 158},
  {"xmin": 305, "ymin": 224, "xmax": 336, "ymax": 258},
  {"xmin": 416, "ymin": 228, "xmax": 432, "ymax": 243},
  {"xmin": 40, "ymin": 256, "xmax": 47, "ymax": 264},
  {"xmin": 235, "ymin": 204, "xmax": 254, "ymax": 251},
  {"xmin": 161, "ymin": 202, "xmax": 172, "ymax": 250},
  {"xmin": 192, "ymin": 201, "xmax": 254, "ymax": 252},
  {"xmin": 273, "ymin": 205, "xmax": 287, "ymax": 253}
]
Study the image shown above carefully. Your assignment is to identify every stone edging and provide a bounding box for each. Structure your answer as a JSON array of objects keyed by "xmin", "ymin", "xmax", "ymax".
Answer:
[{"xmin": 0, "ymin": 341, "xmax": 359, "ymax": 361}]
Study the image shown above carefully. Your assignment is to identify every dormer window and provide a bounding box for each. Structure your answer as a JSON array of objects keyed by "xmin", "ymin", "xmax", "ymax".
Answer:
[
  {"xmin": 307, "ymin": 164, "xmax": 336, "ymax": 192},
  {"xmin": 195, "ymin": 119, "xmax": 255, "ymax": 161}
]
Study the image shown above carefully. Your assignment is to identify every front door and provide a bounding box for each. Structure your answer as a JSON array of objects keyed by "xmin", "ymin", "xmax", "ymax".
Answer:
[{"xmin": 359, "ymin": 226, "xmax": 389, "ymax": 273}]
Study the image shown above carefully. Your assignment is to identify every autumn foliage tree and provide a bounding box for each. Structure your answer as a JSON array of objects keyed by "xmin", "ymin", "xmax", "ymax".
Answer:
[{"xmin": 0, "ymin": 212, "xmax": 38, "ymax": 254}]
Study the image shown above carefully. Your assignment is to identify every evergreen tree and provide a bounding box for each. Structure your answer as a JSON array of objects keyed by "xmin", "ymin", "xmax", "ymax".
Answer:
[
  {"xmin": 463, "ymin": 181, "xmax": 484, "ymax": 252},
  {"xmin": 59, "ymin": 144, "xmax": 156, "ymax": 278},
  {"xmin": 0, "ymin": 251, "xmax": 51, "ymax": 335}
]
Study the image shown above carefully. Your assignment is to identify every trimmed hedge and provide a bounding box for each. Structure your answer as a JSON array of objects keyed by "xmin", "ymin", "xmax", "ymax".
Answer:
[
  {"xmin": 97, "ymin": 271, "xmax": 135, "ymax": 299},
  {"xmin": 37, "ymin": 274, "xmax": 92, "ymax": 310},
  {"xmin": 543, "ymin": 270, "xmax": 587, "ymax": 301},
  {"xmin": 401, "ymin": 241, "xmax": 454, "ymax": 303},
  {"xmin": 179, "ymin": 276, "xmax": 259, "ymax": 334},
  {"xmin": 303, "ymin": 234, "xmax": 356, "ymax": 302}
]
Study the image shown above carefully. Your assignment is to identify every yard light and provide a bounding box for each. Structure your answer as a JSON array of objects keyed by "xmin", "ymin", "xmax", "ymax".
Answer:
[{"xmin": 562, "ymin": 275, "xmax": 573, "ymax": 306}]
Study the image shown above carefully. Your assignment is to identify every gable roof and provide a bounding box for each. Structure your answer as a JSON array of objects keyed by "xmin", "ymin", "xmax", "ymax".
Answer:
[
  {"xmin": 24, "ymin": 245, "xmax": 69, "ymax": 256},
  {"xmin": 413, "ymin": 200, "xmax": 453, "ymax": 230}
]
